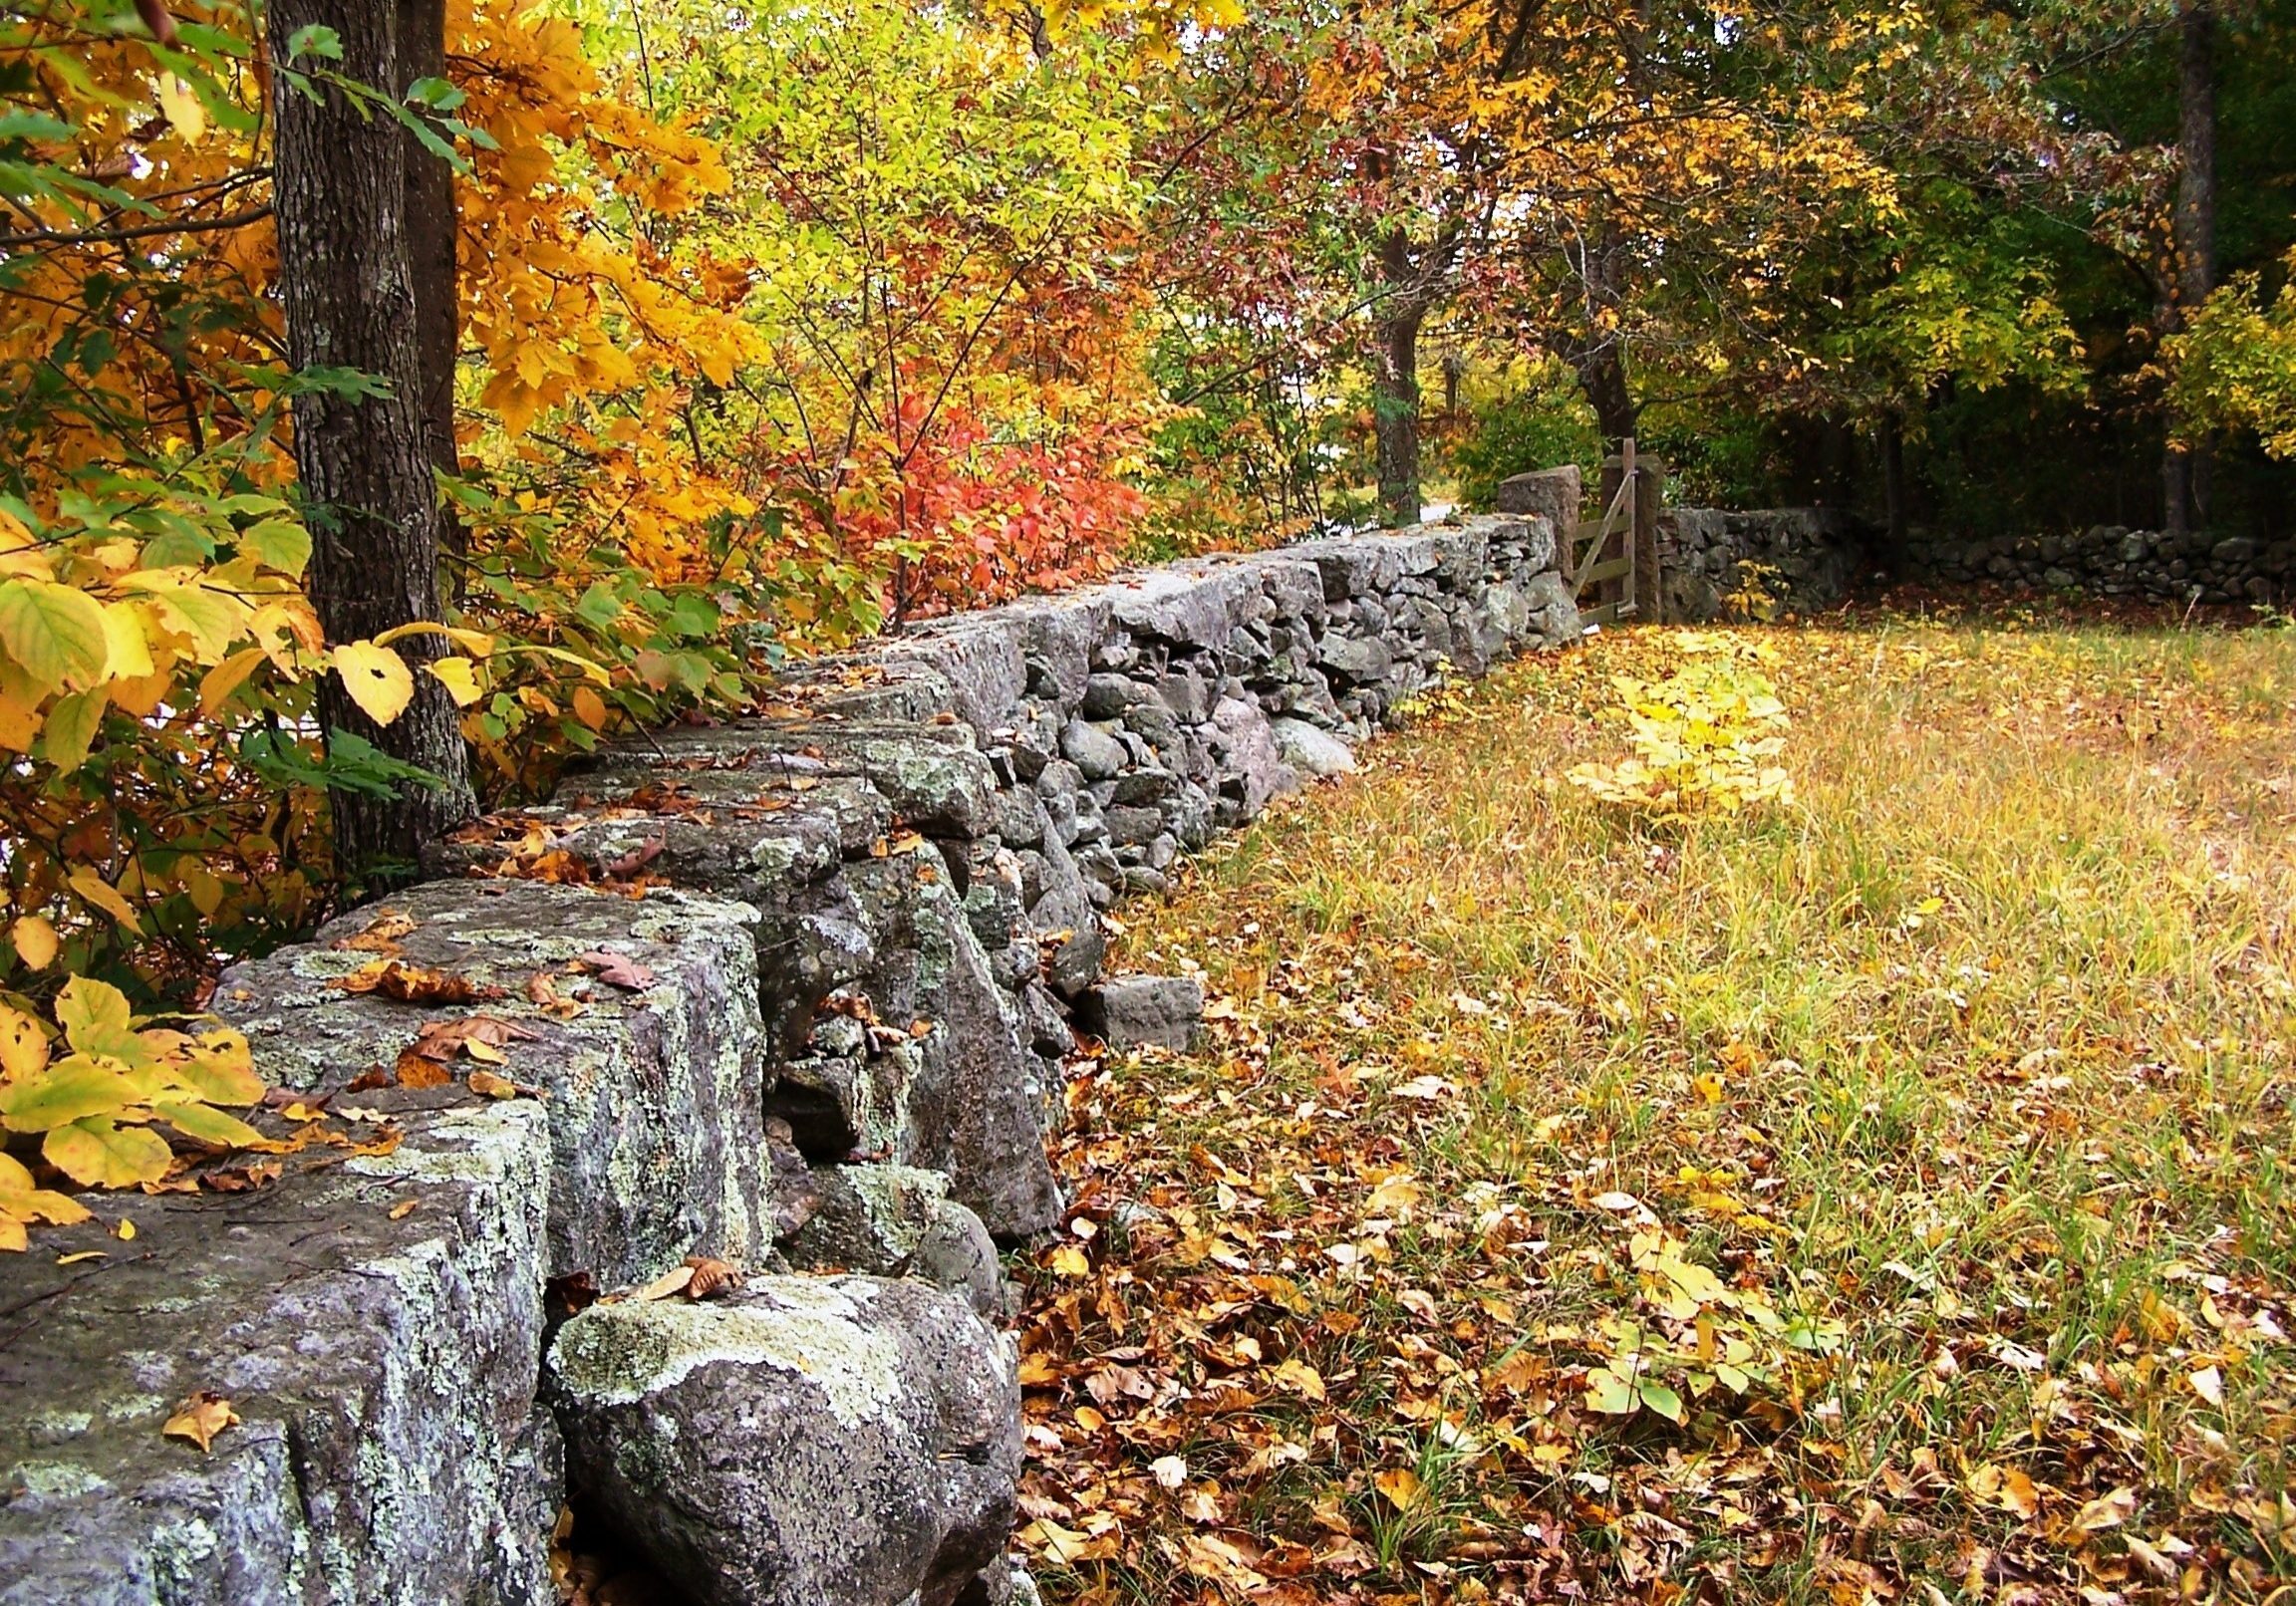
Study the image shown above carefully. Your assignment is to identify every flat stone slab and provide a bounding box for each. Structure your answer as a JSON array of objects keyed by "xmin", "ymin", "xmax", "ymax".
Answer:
[
  {"xmin": 0, "ymin": 1102, "xmax": 556, "ymax": 1606},
  {"xmin": 214, "ymin": 879, "xmax": 773, "ymax": 1287}
]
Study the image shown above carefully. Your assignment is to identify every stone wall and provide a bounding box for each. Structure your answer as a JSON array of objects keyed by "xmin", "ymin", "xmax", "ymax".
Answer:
[
  {"xmin": 1663, "ymin": 507, "xmax": 2293, "ymax": 618},
  {"xmin": 1658, "ymin": 506, "xmax": 1870, "ymax": 621},
  {"xmin": 1894, "ymin": 524, "xmax": 2294, "ymax": 604},
  {"xmin": 0, "ymin": 515, "xmax": 1579, "ymax": 1606}
]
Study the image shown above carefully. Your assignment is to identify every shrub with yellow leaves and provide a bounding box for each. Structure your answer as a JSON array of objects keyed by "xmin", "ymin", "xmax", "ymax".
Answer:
[
  {"xmin": 1567, "ymin": 632, "xmax": 1796, "ymax": 821},
  {"xmin": 0, "ymin": 975, "xmax": 264, "ymax": 1235}
]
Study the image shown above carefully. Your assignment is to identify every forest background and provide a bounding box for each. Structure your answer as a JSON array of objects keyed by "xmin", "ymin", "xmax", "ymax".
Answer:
[{"xmin": 1, "ymin": 0, "xmax": 2293, "ymax": 1124}]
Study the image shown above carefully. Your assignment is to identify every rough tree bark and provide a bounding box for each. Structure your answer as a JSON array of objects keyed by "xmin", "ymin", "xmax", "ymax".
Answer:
[
  {"xmin": 399, "ymin": 0, "xmax": 464, "ymax": 575},
  {"xmin": 1372, "ymin": 230, "xmax": 1429, "ymax": 528},
  {"xmin": 270, "ymin": 0, "xmax": 475, "ymax": 883},
  {"xmin": 2164, "ymin": 0, "xmax": 2216, "ymax": 535}
]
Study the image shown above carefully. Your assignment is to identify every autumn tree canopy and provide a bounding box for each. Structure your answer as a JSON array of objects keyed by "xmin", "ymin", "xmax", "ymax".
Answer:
[{"xmin": 0, "ymin": 0, "xmax": 2291, "ymax": 1051}]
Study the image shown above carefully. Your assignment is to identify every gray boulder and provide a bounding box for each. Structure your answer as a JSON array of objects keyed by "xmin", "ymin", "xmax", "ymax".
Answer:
[
  {"xmin": 215, "ymin": 880, "xmax": 773, "ymax": 1285},
  {"xmin": 547, "ymin": 1277, "xmax": 1020, "ymax": 1606},
  {"xmin": 1076, "ymin": 974, "xmax": 1205, "ymax": 1052},
  {"xmin": 779, "ymin": 1162, "xmax": 1011, "ymax": 1320},
  {"xmin": 1270, "ymin": 717, "xmax": 1357, "ymax": 778}
]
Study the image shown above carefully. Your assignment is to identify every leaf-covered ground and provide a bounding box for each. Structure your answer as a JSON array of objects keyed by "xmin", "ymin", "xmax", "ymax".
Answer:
[{"xmin": 1015, "ymin": 607, "xmax": 2296, "ymax": 1605}]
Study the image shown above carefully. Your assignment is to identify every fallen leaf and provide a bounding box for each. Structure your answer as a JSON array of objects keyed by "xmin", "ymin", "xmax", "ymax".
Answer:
[
  {"xmin": 1374, "ymin": 1468, "xmax": 1425, "ymax": 1512},
  {"xmin": 1151, "ymin": 1455, "xmax": 1189, "ymax": 1490},
  {"xmin": 682, "ymin": 1255, "xmax": 740, "ymax": 1299},
  {"xmin": 162, "ymin": 1391, "xmax": 238, "ymax": 1453},
  {"xmin": 388, "ymin": 1199, "xmax": 419, "ymax": 1220},
  {"xmin": 575, "ymin": 950, "xmax": 656, "ymax": 991},
  {"xmin": 336, "ymin": 958, "xmax": 503, "ymax": 1005},
  {"xmin": 636, "ymin": 1265, "xmax": 695, "ymax": 1301}
]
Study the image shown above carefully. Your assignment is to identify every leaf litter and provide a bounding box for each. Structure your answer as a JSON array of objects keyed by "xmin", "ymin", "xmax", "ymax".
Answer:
[{"xmin": 1017, "ymin": 613, "xmax": 2296, "ymax": 1606}]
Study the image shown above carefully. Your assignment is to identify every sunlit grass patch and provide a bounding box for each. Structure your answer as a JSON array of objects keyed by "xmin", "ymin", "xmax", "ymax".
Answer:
[{"xmin": 1018, "ymin": 613, "xmax": 2296, "ymax": 1605}]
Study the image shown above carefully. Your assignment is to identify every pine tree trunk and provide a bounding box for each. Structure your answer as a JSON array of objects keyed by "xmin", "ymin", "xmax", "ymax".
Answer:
[
  {"xmin": 271, "ymin": 0, "xmax": 475, "ymax": 885},
  {"xmin": 2164, "ymin": 0, "xmax": 2216, "ymax": 535},
  {"xmin": 1372, "ymin": 231, "xmax": 1425, "ymax": 528}
]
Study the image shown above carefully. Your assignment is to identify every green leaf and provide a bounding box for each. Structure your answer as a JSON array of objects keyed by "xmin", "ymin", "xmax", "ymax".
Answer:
[
  {"xmin": 238, "ymin": 517, "xmax": 312, "ymax": 577},
  {"xmin": 0, "ymin": 580, "xmax": 110, "ymax": 691},
  {"xmin": 55, "ymin": 975, "xmax": 147, "ymax": 1064},
  {"xmin": 36, "ymin": 687, "xmax": 106, "ymax": 771},
  {"xmin": 0, "ymin": 1058, "xmax": 137, "ymax": 1133},
  {"xmin": 1583, "ymin": 1369, "xmax": 1638, "ymax": 1415},
  {"xmin": 154, "ymin": 1099, "xmax": 263, "ymax": 1150},
  {"xmin": 286, "ymin": 24, "xmax": 342, "ymax": 61},
  {"xmin": 1638, "ymin": 1382, "xmax": 1685, "ymax": 1423},
  {"xmin": 44, "ymin": 1116, "xmax": 171, "ymax": 1189}
]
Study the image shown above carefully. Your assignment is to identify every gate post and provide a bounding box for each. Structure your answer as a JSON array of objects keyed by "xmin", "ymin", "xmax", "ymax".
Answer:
[{"xmin": 1632, "ymin": 452, "xmax": 1665, "ymax": 623}]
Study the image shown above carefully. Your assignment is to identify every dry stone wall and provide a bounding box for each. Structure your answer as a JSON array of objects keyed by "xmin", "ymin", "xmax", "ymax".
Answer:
[
  {"xmin": 1661, "ymin": 506, "xmax": 2293, "ymax": 620},
  {"xmin": 0, "ymin": 516, "xmax": 1579, "ymax": 1606}
]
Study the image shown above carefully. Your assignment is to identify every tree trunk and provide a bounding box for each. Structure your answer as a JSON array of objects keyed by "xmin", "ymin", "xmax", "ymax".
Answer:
[
  {"xmin": 1372, "ymin": 231, "xmax": 1425, "ymax": 528},
  {"xmin": 399, "ymin": 0, "xmax": 464, "ymax": 577},
  {"xmin": 1571, "ymin": 340, "xmax": 1638, "ymax": 453},
  {"xmin": 1881, "ymin": 411, "xmax": 1908, "ymax": 551},
  {"xmin": 2165, "ymin": 0, "xmax": 2216, "ymax": 535},
  {"xmin": 271, "ymin": 0, "xmax": 475, "ymax": 885}
]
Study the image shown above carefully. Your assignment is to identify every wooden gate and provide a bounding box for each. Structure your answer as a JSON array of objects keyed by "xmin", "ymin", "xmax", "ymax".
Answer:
[{"xmin": 1567, "ymin": 438, "xmax": 1664, "ymax": 627}]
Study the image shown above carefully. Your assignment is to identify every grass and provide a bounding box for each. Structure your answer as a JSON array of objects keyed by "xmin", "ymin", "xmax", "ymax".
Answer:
[{"xmin": 1015, "ymin": 605, "xmax": 2296, "ymax": 1606}]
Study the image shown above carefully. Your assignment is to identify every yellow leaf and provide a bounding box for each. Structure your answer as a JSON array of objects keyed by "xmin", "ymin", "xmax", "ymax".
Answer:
[
  {"xmin": 1373, "ymin": 1468, "xmax": 1425, "ymax": 1512},
  {"xmin": 1048, "ymin": 1243, "xmax": 1090, "ymax": 1278},
  {"xmin": 44, "ymin": 1116, "xmax": 172, "ymax": 1189},
  {"xmin": 427, "ymin": 656, "xmax": 483, "ymax": 707},
  {"xmin": 68, "ymin": 867, "xmax": 144, "ymax": 930},
  {"xmin": 157, "ymin": 75, "xmax": 205, "ymax": 140},
  {"xmin": 331, "ymin": 641, "xmax": 415, "ymax": 725},
  {"xmin": 571, "ymin": 684, "xmax": 608, "ymax": 730},
  {"xmin": 199, "ymin": 648, "xmax": 270, "ymax": 715},
  {"xmin": 0, "ymin": 579, "xmax": 110, "ymax": 690},
  {"xmin": 162, "ymin": 1392, "xmax": 238, "ymax": 1454},
  {"xmin": 1272, "ymin": 1356, "xmax": 1326, "ymax": 1401},
  {"xmin": 11, "ymin": 915, "xmax": 58, "ymax": 970},
  {"xmin": 100, "ymin": 602, "xmax": 155, "ymax": 679},
  {"xmin": 0, "ymin": 1005, "xmax": 48, "ymax": 1081}
]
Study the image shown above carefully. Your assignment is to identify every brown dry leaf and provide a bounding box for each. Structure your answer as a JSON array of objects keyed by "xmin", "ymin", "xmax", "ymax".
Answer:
[
  {"xmin": 394, "ymin": 1052, "xmax": 454, "ymax": 1089},
  {"xmin": 336, "ymin": 958, "xmax": 504, "ymax": 1005},
  {"xmin": 635, "ymin": 1265, "xmax": 695, "ymax": 1302},
  {"xmin": 161, "ymin": 1391, "xmax": 238, "ymax": 1453},
  {"xmin": 601, "ymin": 838, "xmax": 665, "ymax": 880},
  {"xmin": 406, "ymin": 1014, "xmax": 541, "ymax": 1065},
  {"xmin": 334, "ymin": 909, "xmax": 417, "ymax": 954},
  {"xmin": 201, "ymin": 1160, "xmax": 281, "ymax": 1193},
  {"xmin": 466, "ymin": 1069, "xmax": 520, "ymax": 1099},
  {"xmin": 682, "ymin": 1255, "xmax": 741, "ymax": 1300},
  {"xmin": 388, "ymin": 1199, "xmax": 420, "ymax": 1220},
  {"xmin": 575, "ymin": 950, "xmax": 656, "ymax": 991},
  {"xmin": 525, "ymin": 972, "xmax": 587, "ymax": 1018}
]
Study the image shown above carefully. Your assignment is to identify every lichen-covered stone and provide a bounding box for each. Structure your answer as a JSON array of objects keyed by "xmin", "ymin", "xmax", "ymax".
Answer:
[
  {"xmin": 0, "ymin": 1102, "xmax": 556, "ymax": 1606},
  {"xmin": 546, "ymin": 1277, "xmax": 1019, "ymax": 1606},
  {"xmin": 779, "ymin": 1162, "xmax": 1010, "ymax": 1320},
  {"xmin": 215, "ymin": 880, "xmax": 773, "ymax": 1286}
]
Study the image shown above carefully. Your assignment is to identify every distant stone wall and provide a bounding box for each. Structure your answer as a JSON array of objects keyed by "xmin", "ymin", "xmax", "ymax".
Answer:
[
  {"xmin": 1896, "ymin": 525, "xmax": 2294, "ymax": 604},
  {"xmin": 0, "ymin": 515, "xmax": 1581, "ymax": 1606},
  {"xmin": 1658, "ymin": 507, "xmax": 1869, "ymax": 620}
]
